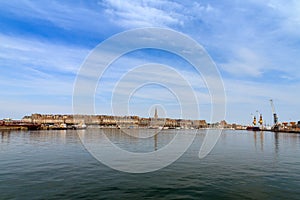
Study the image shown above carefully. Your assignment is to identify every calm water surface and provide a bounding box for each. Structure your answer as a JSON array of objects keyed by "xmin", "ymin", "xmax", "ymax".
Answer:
[{"xmin": 0, "ymin": 129, "xmax": 300, "ymax": 200}]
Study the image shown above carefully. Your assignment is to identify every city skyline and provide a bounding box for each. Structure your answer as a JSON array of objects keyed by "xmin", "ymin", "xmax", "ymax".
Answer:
[{"xmin": 1, "ymin": 1, "xmax": 300, "ymax": 124}]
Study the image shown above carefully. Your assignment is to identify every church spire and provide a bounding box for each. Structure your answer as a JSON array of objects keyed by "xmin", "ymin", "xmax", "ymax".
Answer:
[{"xmin": 154, "ymin": 107, "xmax": 158, "ymax": 120}]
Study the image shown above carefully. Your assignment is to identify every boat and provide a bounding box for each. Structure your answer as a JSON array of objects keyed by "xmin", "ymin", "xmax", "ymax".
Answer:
[
  {"xmin": 246, "ymin": 115, "xmax": 262, "ymax": 131},
  {"xmin": 148, "ymin": 126, "xmax": 163, "ymax": 130},
  {"xmin": 246, "ymin": 126, "xmax": 260, "ymax": 131}
]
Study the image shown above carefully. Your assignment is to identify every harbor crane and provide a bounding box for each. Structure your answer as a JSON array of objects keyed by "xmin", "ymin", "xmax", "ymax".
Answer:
[{"xmin": 270, "ymin": 99, "xmax": 278, "ymax": 125}]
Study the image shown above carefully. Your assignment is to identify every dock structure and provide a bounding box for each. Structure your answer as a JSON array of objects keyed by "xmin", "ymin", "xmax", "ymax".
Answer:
[{"xmin": 270, "ymin": 121, "xmax": 300, "ymax": 133}]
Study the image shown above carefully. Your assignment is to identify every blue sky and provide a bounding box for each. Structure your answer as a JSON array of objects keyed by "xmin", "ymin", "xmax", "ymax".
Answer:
[{"xmin": 0, "ymin": 0, "xmax": 300, "ymax": 124}]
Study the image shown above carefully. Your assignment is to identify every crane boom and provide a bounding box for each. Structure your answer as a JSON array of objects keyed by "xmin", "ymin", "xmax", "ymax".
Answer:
[
  {"xmin": 270, "ymin": 99, "xmax": 278, "ymax": 125},
  {"xmin": 270, "ymin": 99, "xmax": 276, "ymax": 113}
]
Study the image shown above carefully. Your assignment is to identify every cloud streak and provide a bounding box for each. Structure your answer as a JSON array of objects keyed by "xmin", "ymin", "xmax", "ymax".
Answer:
[{"xmin": 102, "ymin": 0, "xmax": 185, "ymax": 27}]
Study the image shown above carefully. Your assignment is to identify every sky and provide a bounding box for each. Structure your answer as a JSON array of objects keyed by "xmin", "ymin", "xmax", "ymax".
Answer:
[{"xmin": 0, "ymin": 0, "xmax": 300, "ymax": 125}]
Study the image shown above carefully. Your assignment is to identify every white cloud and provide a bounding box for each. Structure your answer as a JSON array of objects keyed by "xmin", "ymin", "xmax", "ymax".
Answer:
[
  {"xmin": 265, "ymin": 0, "xmax": 300, "ymax": 35},
  {"xmin": 0, "ymin": 34, "xmax": 88, "ymax": 118},
  {"xmin": 0, "ymin": 0, "xmax": 106, "ymax": 32},
  {"xmin": 220, "ymin": 47, "xmax": 270, "ymax": 77},
  {"xmin": 102, "ymin": 0, "xmax": 185, "ymax": 27},
  {"xmin": 101, "ymin": 0, "xmax": 218, "ymax": 29},
  {"xmin": 0, "ymin": 34, "xmax": 88, "ymax": 74}
]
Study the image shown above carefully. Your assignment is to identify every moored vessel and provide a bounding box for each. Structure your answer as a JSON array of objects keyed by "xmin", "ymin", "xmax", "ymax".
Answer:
[{"xmin": 246, "ymin": 114, "xmax": 263, "ymax": 131}]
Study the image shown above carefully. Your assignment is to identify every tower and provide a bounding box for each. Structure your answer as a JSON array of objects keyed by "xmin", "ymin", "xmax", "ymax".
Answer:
[{"xmin": 154, "ymin": 107, "xmax": 158, "ymax": 120}]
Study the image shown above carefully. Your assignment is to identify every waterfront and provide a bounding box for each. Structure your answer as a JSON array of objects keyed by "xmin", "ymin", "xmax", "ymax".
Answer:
[{"xmin": 1, "ymin": 129, "xmax": 300, "ymax": 199}]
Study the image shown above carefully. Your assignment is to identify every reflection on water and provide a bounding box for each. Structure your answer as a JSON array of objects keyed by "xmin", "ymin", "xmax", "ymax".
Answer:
[
  {"xmin": 251, "ymin": 130, "xmax": 299, "ymax": 155},
  {"xmin": 260, "ymin": 131, "xmax": 264, "ymax": 151},
  {"xmin": 1, "ymin": 130, "xmax": 67, "ymax": 142},
  {"xmin": 253, "ymin": 131, "xmax": 265, "ymax": 152},
  {"xmin": 1, "ymin": 129, "xmax": 299, "ymax": 156},
  {"xmin": 1, "ymin": 129, "xmax": 299, "ymax": 157},
  {"xmin": 0, "ymin": 129, "xmax": 300, "ymax": 199},
  {"xmin": 274, "ymin": 132, "xmax": 279, "ymax": 155},
  {"xmin": 154, "ymin": 133, "xmax": 158, "ymax": 151},
  {"xmin": 1, "ymin": 131, "xmax": 11, "ymax": 144},
  {"xmin": 78, "ymin": 128, "xmax": 180, "ymax": 154}
]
